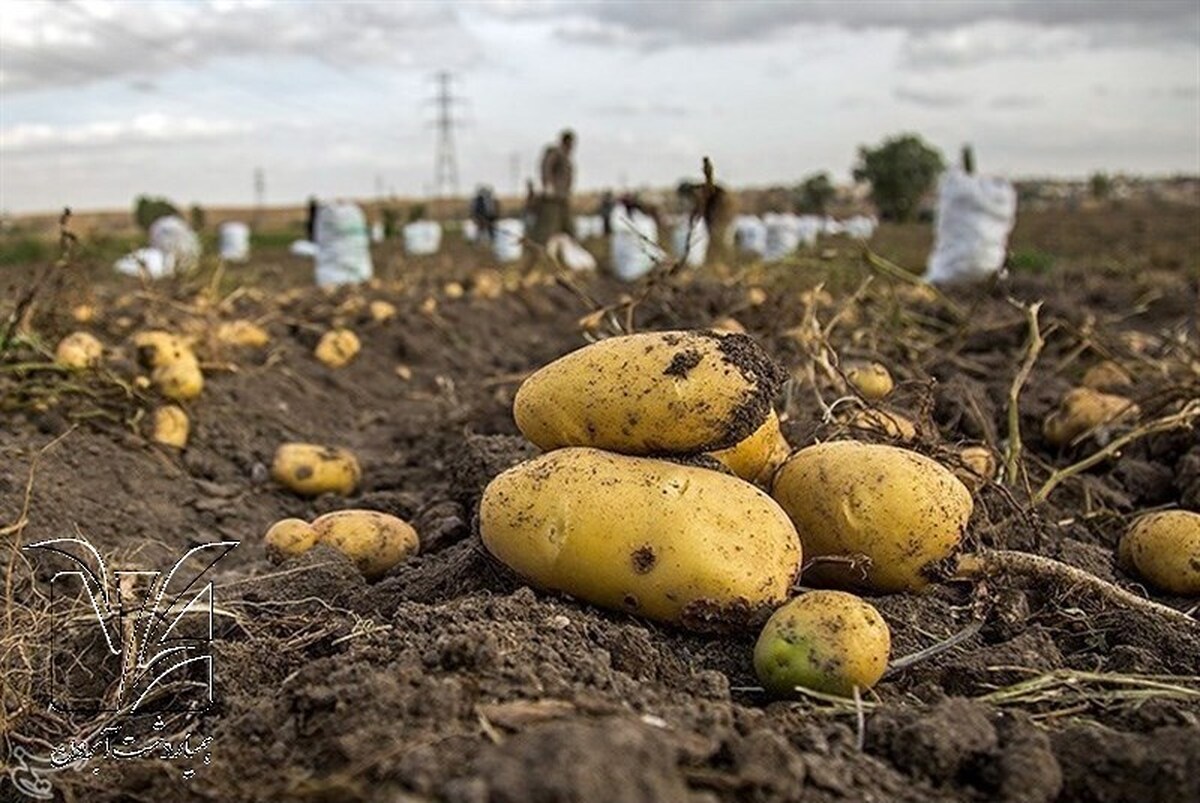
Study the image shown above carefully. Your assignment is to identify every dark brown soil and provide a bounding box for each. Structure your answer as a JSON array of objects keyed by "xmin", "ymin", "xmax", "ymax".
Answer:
[{"xmin": 2, "ymin": 204, "xmax": 1198, "ymax": 802}]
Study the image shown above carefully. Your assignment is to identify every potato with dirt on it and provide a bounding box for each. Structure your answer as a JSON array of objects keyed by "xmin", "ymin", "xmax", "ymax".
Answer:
[
  {"xmin": 271, "ymin": 442, "xmax": 361, "ymax": 496},
  {"xmin": 152, "ymin": 355, "xmax": 204, "ymax": 401},
  {"xmin": 1043, "ymin": 387, "xmax": 1139, "ymax": 448},
  {"xmin": 216, "ymin": 320, "xmax": 270, "ymax": 348},
  {"xmin": 132, "ymin": 330, "xmax": 194, "ymax": 369},
  {"xmin": 514, "ymin": 330, "xmax": 786, "ymax": 455},
  {"xmin": 55, "ymin": 332, "xmax": 103, "ymax": 370},
  {"xmin": 480, "ymin": 447, "xmax": 802, "ymax": 630},
  {"xmin": 264, "ymin": 518, "xmax": 319, "ymax": 558},
  {"xmin": 151, "ymin": 405, "xmax": 190, "ymax": 448},
  {"xmin": 470, "ymin": 270, "xmax": 504, "ymax": 300},
  {"xmin": 314, "ymin": 328, "xmax": 361, "ymax": 368},
  {"xmin": 443, "ymin": 281, "xmax": 465, "ymax": 299},
  {"xmin": 844, "ymin": 407, "xmax": 917, "ymax": 442},
  {"xmin": 1081, "ymin": 360, "xmax": 1133, "ymax": 391},
  {"xmin": 846, "ymin": 362, "xmax": 894, "ymax": 401},
  {"xmin": 954, "ymin": 445, "xmax": 997, "ymax": 493},
  {"xmin": 754, "ymin": 591, "xmax": 891, "ymax": 697},
  {"xmin": 710, "ymin": 409, "xmax": 791, "ymax": 485},
  {"xmin": 772, "ymin": 441, "xmax": 973, "ymax": 592},
  {"xmin": 71, "ymin": 304, "xmax": 96, "ymax": 323},
  {"xmin": 369, "ymin": 300, "xmax": 397, "ymax": 322},
  {"xmin": 311, "ymin": 510, "xmax": 420, "ymax": 580},
  {"xmin": 1118, "ymin": 510, "xmax": 1200, "ymax": 596}
]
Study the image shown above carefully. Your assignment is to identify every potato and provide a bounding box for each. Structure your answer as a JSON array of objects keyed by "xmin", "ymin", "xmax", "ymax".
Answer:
[
  {"xmin": 845, "ymin": 407, "xmax": 917, "ymax": 442},
  {"xmin": 471, "ymin": 269, "xmax": 504, "ymax": 300},
  {"xmin": 216, "ymin": 320, "xmax": 270, "ymax": 348},
  {"xmin": 1081, "ymin": 360, "xmax": 1133, "ymax": 391},
  {"xmin": 71, "ymin": 304, "xmax": 95, "ymax": 323},
  {"xmin": 271, "ymin": 442, "xmax": 361, "ymax": 496},
  {"xmin": 151, "ymin": 405, "xmax": 189, "ymax": 448},
  {"xmin": 846, "ymin": 362, "xmax": 894, "ymax": 401},
  {"xmin": 264, "ymin": 518, "xmax": 319, "ymax": 558},
  {"xmin": 754, "ymin": 591, "xmax": 891, "ymax": 697},
  {"xmin": 152, "ymin": 355, "xmax": 204, "ymax": 401},
  {"xmin": 1118, "ymin": 510, "xmax": 1200, "ymax": 596},
  {"xmin": 443, "ymin": 281, "xmax": 465, "ymax": 299},
  {"xmin": 711, "ymin": 317, "xmax": 746, "ymax": 334},
  {"xmin": 132, "ymin": 330, "xmax": 193, "ymax": 369},
  {"xmin": 711, "ymin": 409, "xmax": 791, "ymax": 485},
  {"xmin": 315, "ymin": 329, "xmax": 361, "ymax": 368},
  {"xmin": 954, "ymin": 445, "xmax": 997, "ymax": 493},
  {"xmin": 772, "ymin": 441, "xmax": 972, "ymax": 592},
  {"xmin": 311, "ymin": 510, "xmax": 420, "ymax": 580},
  {"xmin": 1043, "ymin": 387, "xmax": 1139, "ymax": 447},
  {"xmin": 369, "ymin": 300, "xmax": 397, "ymax": 322},
  {"xmin": 55, "ymin": 332, "xmax": 103, "ymax": 370},
  {"xmin": 480, "ymin": 448, "xmax": 802, "ymax": 630},
  {"xmin": 514, "ymin": 330, "xmax": 786, "ymax": 455}
]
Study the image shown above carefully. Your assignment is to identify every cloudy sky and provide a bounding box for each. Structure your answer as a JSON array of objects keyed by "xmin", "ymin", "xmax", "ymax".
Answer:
[{"xmin": 1, "ymin": 0, "xmax": 1198, "ymax": 213}]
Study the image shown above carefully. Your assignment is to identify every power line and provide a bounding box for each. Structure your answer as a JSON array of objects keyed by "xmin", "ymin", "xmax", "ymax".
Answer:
[{"xmin": 429, "ymin": 70, "xmax": 464, "ymax": 199}]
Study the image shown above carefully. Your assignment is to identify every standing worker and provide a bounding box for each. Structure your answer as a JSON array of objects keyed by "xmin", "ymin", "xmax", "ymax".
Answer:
[
  {"xmin": 678, "ymin": 179, "xmax": 736, "ymax": 266},
  {"xmin": 532, "ymin": 128, "xmax": 576, "ymax": 243}
]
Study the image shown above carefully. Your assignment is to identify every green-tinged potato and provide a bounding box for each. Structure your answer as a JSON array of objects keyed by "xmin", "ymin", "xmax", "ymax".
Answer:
[
  {"xmin": 315, "ymin": 329, "xmax": 361, "ymax": 368},
  {"xmin": 216, "ymin": 320, "xmax": 270, "ymax": 348},
  {"xmin": 1043, "ymin": 387, "xmax": 1139, "ymax": 447},
  {"xmin": 152, "ymin": 354, "xmax": 204, "ymax": 400},
  {"xmin": 1118, "ymin": 510, "xmax": 1200, "ymax": 596},
  {"xmin": 514, "ymin": 330, "xmax": 786, "ymax": 455},
  {"xmin": 754, "ymin": 591, "xmax": 891, "ymax": 697},
  {"xmin": 151, "ymin": 405, "xmax": 189, "ymax": 448},
  {"xmin": 132, "ymin": 330, "xmax": 194, "ymax": 369},
  {"xmin": 772, "ymin": 441, "xmax": 972, "ymax": 592},
  {"xmin": 264, "ymin": 518, "xmax": 318, "ymax": 558},
  {"xmin": 711, "ymin": 409, "xmax": 791, "ymax": 485},
  {"xmin": 954, "ymin": 445, "xmax": 997, "ymax": 493},
  {"xmin": 311, "ymin": 510, "xmax": 420, "ymax": 580},
  {"xmin": 271, "ymin": 442, "xmax": 360, "ymax": 496},
  {"xmin": 55, "ymin": 332, "xmax": 103, "ymax": 370},
  {"xmin": 845, "ymin": 407, "xmax": 917, "ymax": 442},
  {"xmin": 846, "ymin": 362, "xmax": 894, "ymax": 401},
  {"xmin": 480, "ymin": 447, "xmax": 802, "ymax": 630}
]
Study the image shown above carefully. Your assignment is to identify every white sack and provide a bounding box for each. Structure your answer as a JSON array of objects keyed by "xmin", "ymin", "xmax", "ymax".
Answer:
[
  {"xmin": 610, "ymin": 206, "xmax": 664, "ymax": 281},
  {"xmin": 671, "ymin": 217, "xmax": 709, "ymax": 267},
  {"xmin": 925, "ymin": 169, "xmax": 1017, "ymax": 285},
  {"xmin": 114, "ymin": 247, "xmax": 172, "ymax": 279},
  {"xmin": 492, "ymin": 218, "xmax": 524, "ymax": 263},
  {"xmin": 734, "ymin": 215, "xmax": 767, "ymax": 256},
  {"xmin": 314, "ymin": 202, "xmax": 373, "ymax": 287},
  {"xmin": 218, "ymin": 221, "xmax": 250, "ymax": 262},
  {"xmin": 403, "ymin": 221, "xmax": 442, "ymax": 256},
  {"xmin": 547, "ymin": 234, "xmax": 597, "ymax": 272},
  {"xmin": 148, "ymin": 215, "xmax": 201, "ymax": 273}
]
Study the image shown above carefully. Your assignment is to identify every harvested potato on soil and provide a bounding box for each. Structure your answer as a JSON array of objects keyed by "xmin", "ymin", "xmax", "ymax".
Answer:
[
  {"xmin": 1118, "ymin": 510, "xmax": 1200, "ymax": 596},
  {"xmin": 845, "ymin": 407, "xmax": 917, "ymax": 442},
  {"xmin": 369, "ymin": 300, "xmax": 397, "ymax": 322},
  {"xmin": 216, "ymin": 320, "xmax": 270, "ymax": 348},
  {"xmin": 711, "ymin": 317, "xmax": 746, "ymax": 333},
  {"xmin": 55, "ymin": 332, "xmax": 103, "ymax": 370},
  {"xmin": 471, "ymin": 269, "xmax": 504, "ymax": 300},
  {"xmin": 754, "ymin": 590, "xmax": 891, "ymax": 697},
  {"xmin": 150, "ymin": 405, "xmax": 189, "ymax": 448},
  {"xmin": 132, "ymin": 330, "xmax": 193, "ymax": 368},
  {"xmin": 152, "ymin": 355, "xmax": 204, "ymax": 401},
  {"xmin": 710, "ymin": 409, "xmax": 791, "ymax": 485},
  {"xmin": 444, "ymin": 281, "xmax": 465, "ymax": 299},
  {"xmin": 1081, "ymin": 360, "xmax": 1133, "ymax": 391},
  {"xmin": 846, "ymin": 362, "xmax": 894, "ymax": 400},
  {"xmin": 514, "ymin": 330, "xmax": 786, "ymax": 454},
  {"xmin": 955, "ymin": 445, "xmax": 997, "ymax": 492},
  {"xmin": 480, "ymin": 447, "xmax": 802, "ymax": 630},
  {"xmin": 71, "ymin": 304, "xmax": 95, "ymax": 323},
  {"xmin": 772, "ymin": 441, "xmax": 972, "ymax": 592},
  {"xmin": 271, "ymin": 442, "xmax": 361, "ymax": 496},
  {"xmin": 315, "ymin": 328, "xmax": 361, "ymax": 368},
  {"xmin": 311, "ymin": 509, "xmax": 421, "ymax": 580},
  {"xmin": 1043, "ymin": 387, "xmax": 1139, "ymax": 447},
  {"xmin": 264, "ymin": 518, "xmax": 318, "ymax": 558}
]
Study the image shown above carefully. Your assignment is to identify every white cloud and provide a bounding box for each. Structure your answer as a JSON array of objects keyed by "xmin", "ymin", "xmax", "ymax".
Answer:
[
  {"xmin": 893, "ymin": 86, "xmax": 971, "ymax": 109},
  {"xmin": 0, "ymin": 113, "xmax": 254, "ymax": 152}
]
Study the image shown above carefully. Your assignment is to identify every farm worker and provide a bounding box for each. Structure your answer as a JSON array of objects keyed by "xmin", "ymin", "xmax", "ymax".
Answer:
[
  {"xmin": 470, "ymin": 185, "xmax": 500, "ymax": 244},
  {"xmin": 598, "ymin": 190, "xmax": 615, "ymax": 236},
  {"xmin": 305, "ymin": 196, "xmax": 319, "ymax": 243},
  {"xmin": 678, "ymin": 180, "xmax": 737, "ymax": 266},
  {"xmin": 531, "ymin": 129, "xmax": 576, "ymax": 243}
]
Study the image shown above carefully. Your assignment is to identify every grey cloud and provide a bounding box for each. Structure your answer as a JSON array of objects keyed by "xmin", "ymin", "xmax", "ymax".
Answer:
[
  {"xmin": 592, "ymin": 100, "xmax": 692, "ymax": 118},
  {"xmin": 894, "ymin": 86, "xmax": 970, "ymax": 108},
  {"xmin": 990, "ymin": 94, "xmax": 1042, "ymax": 110}
]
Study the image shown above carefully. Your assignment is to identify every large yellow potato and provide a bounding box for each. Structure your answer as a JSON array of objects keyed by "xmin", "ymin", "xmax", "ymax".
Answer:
[
  {"xmin": 311, "ymin": 510, "xmax": 420, "ymax": 580},
  {"xmin": 846, "ymin": 362, "xmax": 894, "ymax": 401},
  {"xmin": 514, "ymin": 330, "xmax": 785, "ymax": 454},
  {"xmin": 1118, "ymin": 510, "xmax": 1200, "ymax": 596},
  {"xmin": 315, "ymin": 329, "xmax": 361, "ymax": 368},
  {"xmin": 772, "ymin": 441, "xmax": 973, "ymax": 592},
  {"xmin": 264, "ymin": 518, "xmax": 319, "ymax": 558},
  {"xmin": 55, "ymin": 332, "xmax": 103, "ymax": 370},
  {"xmin": 710, "ymin": 409, "xmax": 791, "ymax": 485},
  {"xmin": 151, "ymin": 405, "xmax": 190, "ymax": 448},
  {"xmin": 152, "ymin": 355, "xmax": 204, "ymax": 400},
  {"xmin": 132, "ymin": 330, "xmax": 193, "ymax": 369},
  {"xmin": 216, "ymin": 320, "xmax": 270, "ymax": 348},
  {"xmin": 480, "ymin": 448, "xmax": 802, "ymax": 630},
  {"xmin": 271, "ymin": 443, "xmax": 361, "ymax": 496},
  {"xmin": 1043, "ymin": 387, "xmax": 1139, "ymax": 447},
  {"xmin": 754, "ymin": 591, "xmax": 891, "ymax": 697}
]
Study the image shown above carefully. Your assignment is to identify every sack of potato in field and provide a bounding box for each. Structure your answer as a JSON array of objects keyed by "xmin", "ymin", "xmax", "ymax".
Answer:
[
  {"xmin": 492, "ymin": 218, "xmax": 524, "ymax": 263},
  {"xmin": 403, "ymin": 220, "xmax": 443, "ymax": 256},
  {"xmin": 218, "ymin": 221, "xmax": 250, "ymax": 262},
  {"xmin": 671, "ymin": 217, "xmax": 709, "ymax": 267},
  {"xmin": 610, "ymin": 205, "xmax": 663, "ymax": 281},
  {"xmin": 925, "ymin": 168, "xmax": 1017, "ymax": 285},
  {"xmin": 314, "ymin": 201, "xmax": 374, "ymax": 287}
]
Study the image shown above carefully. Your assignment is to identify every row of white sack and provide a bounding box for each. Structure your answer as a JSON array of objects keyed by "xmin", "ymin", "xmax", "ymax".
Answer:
[{"xmin": 114, "ymin": 218, "xmax": 254, "ymax": 278}]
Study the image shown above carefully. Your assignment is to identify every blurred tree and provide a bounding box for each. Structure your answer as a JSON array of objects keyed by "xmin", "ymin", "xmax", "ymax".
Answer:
[
  {"xmin": 189, "ymin": 203, "xmax": 206, "ymax": 231},
  {"xmin": 1089, "ymin": 172, "xmax": 1112, "ymax": 200},
  {"xmin": 852, "ymin": 134, "xmax": 944, "ymax": 222},
  {"xmin": 794, "ymin": 172, "xmax": 836, "ymax": 215},
  {"xmin": 381, "ymin": 206, "xmax": 399, "ymax": 239},
  {"xmin": 134, "ymin": 196, "xmax": 180, "ymax": 231},
  {"xmin": 407, "ymin": 203, "xmax": 426, "ymax": 223}
]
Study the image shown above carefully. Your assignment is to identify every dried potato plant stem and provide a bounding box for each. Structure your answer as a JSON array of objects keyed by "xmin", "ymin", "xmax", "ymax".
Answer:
[
  {"xmin": 1004, "ymin": 301, "xmax": 1044, "ymax": 486},
  {"xmin": 956, "ymin": 549, "xmax": 1197, "ymax": 628}
]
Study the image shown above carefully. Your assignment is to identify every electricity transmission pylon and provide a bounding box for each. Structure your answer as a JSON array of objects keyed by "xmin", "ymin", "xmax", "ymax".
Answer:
[{"xmin": 430, "ymin": 71, "xmax": 463, "ymax": 199}]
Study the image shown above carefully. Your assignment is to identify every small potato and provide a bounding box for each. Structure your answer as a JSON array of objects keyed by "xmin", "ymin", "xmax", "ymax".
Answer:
[
  {"xmin": 845, "ymin": 407, "xmax": 917, "ymax": 442},
  {"xmin": 264, "ymin": 518, "xmax": 319, "ymax": 558},
  {"xmin": 71, "ymin": 304, "xmax": 95, "ymax": 323},
  {"xmin": 443, "ymin": 281, "xmax": 465, "ymax": 299},
  {"xmin": 711, "ymin": 317, "xmax": 746, "ymax": 334},
  {"xmin": 1081, "ymin": 360, "xmax": 1133, "ymax": 391},
  {"xmin": 271, "ymin": 442, "xmax": 361, "ymax": 496},
  {"xmin": 315, "ymin": 329, "xmax": 361, "ymax": 368},
  {"xmin": 470, "ymin": 269, "xmax": 504, "ymax": 300},
  {"xmin": 711, "ymin": 409, "xmax": 791, "ymax": 485},
  {"xmin": 772, "ymin": 441, "xmax": 973, "ymax": 592},
  {"xmin": 481, "ymin": 448, "xmax": 802, "ymax": 630},
  {"xmin": 369, "ymin": 300, "xmax": 397, "ymax": 322},
  {"xmin": 846, "ymin": 362, "xmax": 894, "ymax": 401},
  {"xmin": 216, "ymin": 320, "xmax": 270, "ymax": 348},
  {"xmin": 152, "ymin": 355, "xmax": 204, "ymax": 400},
  {"xmin": 955, "ymin": 445, "xmax": 997, "ymax": 493},
  {"xmin": 1118, "ymin": 510, "xmax": 1200, "ymax": 596},
  {"xmin": 151, "ymin": 405, "xmax": 190, "ymax": 448},
  {"xmin": 754, "ymin": 591, "xmax": 891, "ymax": 697},
  {"xmin": 55, "ymin": 332, "xmax": 103, "ymax": 370},
  {"xmin": 311, "ymin": 510, "xmax": 420, "ymax": 580},
  {"xmin": 1043, "ymin": 387, "xmax": 1139, "ymax": 447},
  {"xmin": 514, "ymin": 330, "xmax": 786, "ymax": 455},
  {"xmin": 132, "ymin": 330, "xmax": 194, "ymax": 369}
]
